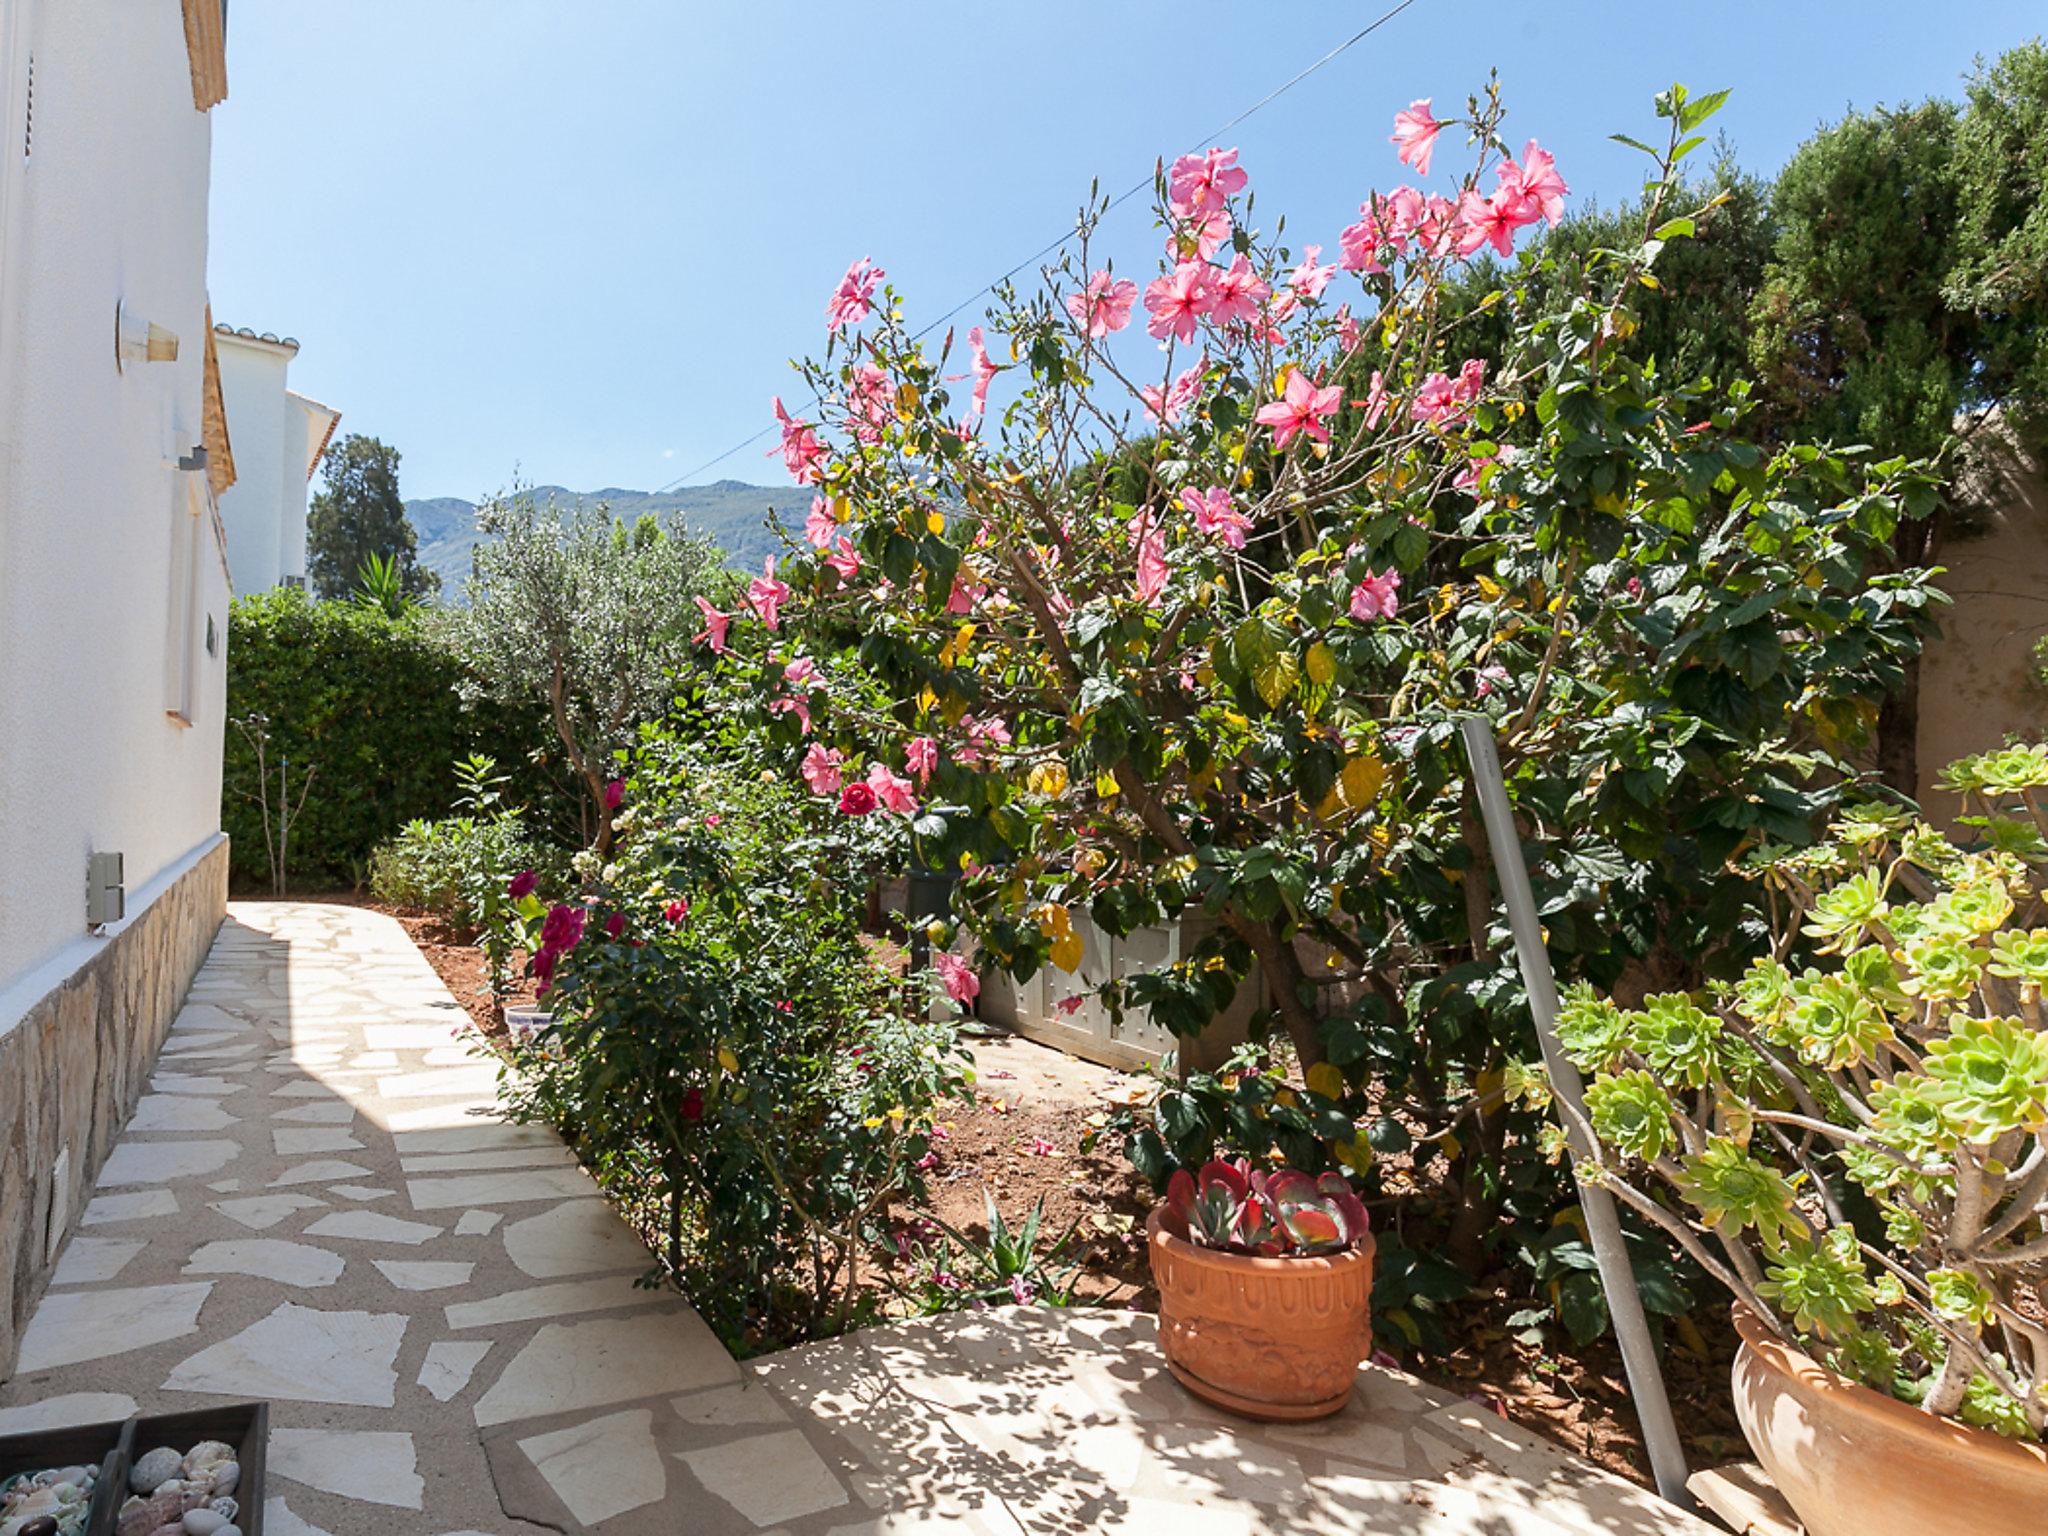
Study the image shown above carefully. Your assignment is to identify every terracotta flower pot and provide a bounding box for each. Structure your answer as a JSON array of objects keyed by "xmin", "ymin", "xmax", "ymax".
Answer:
[
  {"xmin": 1145, "ymin": 1204, "xmax": 1377, "ymax": 1421},
  {"xmin": 1731, "ymin": 1302, "xmax": 2048, "ymax": 1536}
]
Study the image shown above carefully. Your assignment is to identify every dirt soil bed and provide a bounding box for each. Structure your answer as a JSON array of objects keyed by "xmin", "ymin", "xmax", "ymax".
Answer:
[{"xmin": 299, "ymin": 891, "xmax": 1746, "ymax": 1490}]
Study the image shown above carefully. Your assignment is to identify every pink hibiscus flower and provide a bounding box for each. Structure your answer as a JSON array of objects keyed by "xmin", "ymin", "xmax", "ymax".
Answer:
[
  {"xmin": 783, "ymin": 655, "xmax": 819, "ymax": 688},
  {"xmin": 1209, "ymin": 255, "xmax": 1270, "ymax": 329},
  {"xmin": 1390, "ymin": 99, "xmax": 1444, "ymax": 176},
  {"xmin": 1143, "ymin": 261, "xmax": 1215, "ymax": 343},
  {"xmin": 1349, "ymin": 568, "xmax": 1402, "ymax": 621},
  {"xmin": 1289, "ymin": 244, "xmax": 1337, "ymax": 300},
  {"xmin": 867, "ymin": 761, "xmax": 918, "ymax": 814},
  {"xmin": 1168, "ymin": 146, "xmax": 1248, "ymax": 217},
  {"xmin": 747, "ymin": 557, "xmax": 790, "ymax": 630},
  {"xmin": 905, "ymin": 736, "xmax": 939, "ymax": 785},
  {"xmin": 966, "ymin": 326, "xmax": 1000, "ymax": 421},
  {"xmin": 1498, "ymin": 140, "xmax": 1568, "ymax": 227},
  {"xmin": 800, "ymin": 744, "xmax": 845, "ymax": 797},
  {"xmin": 804, "ymin": 495, "xmax": 836, "ymax": 548},
  {"xmin": 693, "ymin": 596, "xmax": 732, "ymax": 654},
  {"xmin": 825, "ymin": 257, "xmax": 884, "ymax": 331},
  {"xmin": 1453, "ymin": 188, "xmax": 1526, "ymax": 260},
  {"xmin": 771, "ymin": 397, "xmax": 826, "ymax": 485},
  {"xmin": 824, "ymin": 535, "xmax": 861, "ymax": 580},
  {"xmin": 1140, "ymin": 362, "xmax": 1204, "ymax": 426},
  {"xmin": 1066, "ymin": 270, "xmax": 1139, "ymax": 338},
  {"xmin": 1180, "ymin": 485, "xmax": 1251, "ymax": 550},
  {"xmin": 1255, "ymin": 369, "xmax": 1343, "ymax": 448},
  {"xmin": 1134, "ymin": 517, "xmax": 1169, "ymax": 604},
  {"xmin": 934, "ymin": 951, "xmax": 981, "ymax": 1005}
]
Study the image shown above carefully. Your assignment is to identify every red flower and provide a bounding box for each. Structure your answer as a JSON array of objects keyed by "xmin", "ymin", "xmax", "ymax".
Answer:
[
  {"xmin": 508, "ymin": 869, "xmax": 537, "ymax": 900},
  {"xmin": 531, "ymin": 948, "xmax": 557, "ymax": 985},
  {"xmin": 604, "ymin": 778, "xmax": 626, "ymax": 811},
  {"xmin": 663, "ymin": 899, "xmax": 688, "ymax": 925},
  {"xmin": 605, "ymin": 912, "xmax": 626, "ymax": 940},
  {"xmin": 539, "ymin": 904, "xmax": 587, "ymax": 952},
  {"xmin": 680, "ymin": 1087, "xmax": 705, "ymax": 1122},
  {"xmin": 838, "ymin": 781, "xmax": 879, "ymax": 816}
]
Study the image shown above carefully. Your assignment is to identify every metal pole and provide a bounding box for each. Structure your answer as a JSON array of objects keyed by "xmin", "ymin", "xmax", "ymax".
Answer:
[{"xmin": 1458, "ymin": 716, "xmax": 1693, "ymax": 1509}]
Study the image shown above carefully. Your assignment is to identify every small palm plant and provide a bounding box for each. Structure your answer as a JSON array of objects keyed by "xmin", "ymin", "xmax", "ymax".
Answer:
[{"xmin": 1560, "ymin": 745, "xmax": 2048, "ymax": 1439}]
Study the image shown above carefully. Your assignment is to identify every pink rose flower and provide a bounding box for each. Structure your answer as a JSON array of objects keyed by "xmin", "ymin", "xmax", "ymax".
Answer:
[{"xmin": 508, "ymin": 869, "xmax": 537, "ymax": 900}]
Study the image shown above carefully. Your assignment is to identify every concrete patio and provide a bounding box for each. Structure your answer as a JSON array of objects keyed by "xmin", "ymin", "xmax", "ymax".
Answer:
[{"xmin": 0, "ymin": 903, "xmax": 1723, "ymax": 1535}]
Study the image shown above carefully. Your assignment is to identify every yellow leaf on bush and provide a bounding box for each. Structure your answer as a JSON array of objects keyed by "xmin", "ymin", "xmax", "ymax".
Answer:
[
  {"xmin": 717, "ymin": 1047, "xmax": 739, "ymax": 1073},
  {"xmin": 1050, "ymin": 928, "xmax": 1084, "ymax": 974},
  {"xmin": 1340, "ymin": 753, "xmax": 1385, "ymax": 808},
  {"xmin": 1305, "ymin": 641, "xmax": 1336, "ymax": 687},
  {"xmin": 1027, "ymin": 760, "xmax": 1070, "ymax": 797},
  {"xmin": 926, "ymin": 510, "xmax": 946, "ymax": 535},
  {"xmin": 1477, "ymin": 575, "xmax": 1504, "ymax": 600},
  {"xmin": 1305, "ymin": 1061, "xmax": 1347, "ymax": 1100}
]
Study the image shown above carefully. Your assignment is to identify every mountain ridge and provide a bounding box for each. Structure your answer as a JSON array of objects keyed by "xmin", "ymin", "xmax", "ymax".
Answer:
[{"xmin": 407, "ymin": 480, "xmax": 806, "ymax": 594}]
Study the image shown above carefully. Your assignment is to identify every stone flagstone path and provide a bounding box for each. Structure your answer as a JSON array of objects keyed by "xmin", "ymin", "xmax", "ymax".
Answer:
[{"xmin": 1, "ymin": 903, "xmax": 1725, "ymax": 1535}]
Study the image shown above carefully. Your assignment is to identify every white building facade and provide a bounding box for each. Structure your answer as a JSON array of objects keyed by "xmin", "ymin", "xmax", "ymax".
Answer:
[
  {"xmin": 213, "ymin": 325, "xmax": 339, "ymax": 593},
  {"xmin": 0, "ymin": 0, "xmax": 234, "ymax": 1370}
]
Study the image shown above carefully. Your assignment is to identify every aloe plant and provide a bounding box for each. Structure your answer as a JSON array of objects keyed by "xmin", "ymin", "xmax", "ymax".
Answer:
[
  {"xmin": 1558, "ymin": 746, "xmax": 2048, "ymax": 1439},
  {"xmin": 1166, "ymin": 1157, "xmax": 1370, "ymax": 1257}
]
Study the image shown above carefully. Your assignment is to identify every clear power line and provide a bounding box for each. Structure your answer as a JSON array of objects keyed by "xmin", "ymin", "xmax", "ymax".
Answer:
[{"xmin": 656, "ymin": 0, "xmax": 1425, "ymax": 494}]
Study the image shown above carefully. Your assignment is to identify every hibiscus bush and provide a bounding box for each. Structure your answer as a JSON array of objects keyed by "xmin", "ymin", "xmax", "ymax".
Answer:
[
  {"xmin": 1562, "ymin": 745, "xmax": 2048, "ymax": 1438},
  {"xmin": 695, "ymin": 81, "xmax": 1945, "ymax": 1288},
  {"xmin": 492, "ymin": 723, "xmax": 971, "ymax": 1349}
]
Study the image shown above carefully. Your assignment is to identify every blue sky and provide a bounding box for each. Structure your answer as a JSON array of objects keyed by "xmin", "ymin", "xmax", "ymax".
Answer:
[{"xmin": 209, "ymin": 3, "xmax": 2044, "ymax": 503}]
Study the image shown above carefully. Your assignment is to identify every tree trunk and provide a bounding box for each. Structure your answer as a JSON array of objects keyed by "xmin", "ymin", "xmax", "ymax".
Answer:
[{"xmin": 1876, "ymin": 652, "xmax": 1922, "ymax": 800}]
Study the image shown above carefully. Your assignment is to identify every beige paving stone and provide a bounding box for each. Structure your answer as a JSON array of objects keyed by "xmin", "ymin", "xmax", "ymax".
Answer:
[
  {"xmin": 50, "ymin": 1236, "xmax": 146, "ymax": 1285},
  {"xmin": 391, "ymin": 1123, "xmax": 560, "ymax": 1154},
  {"xmin": 14, "ymin": 1282, "xmax": 213, "ymax": 1371},
  {"xmin": 0, "ymin": 1393, "xmax": 139, "ymax": 1434},
  {"xmin": 164, "ymin": 1301, "xmax": 408, "ymax": 1407},
  {"xmin": 273, "ymin": 1127, "xmax": 365, "ymax": 1154},
  {"xmin": 303, "ymin": 1209, "xmax": 443, "ymax": 1245},
  {"xmin": 445, "ymin": 1274, "xmax": 664, "ymax": 1330},
  {"xmin": 183, "ymin": 1238, "xmax": 346, "ymax": 1287},
  {"xmin": 518, "ymin": 1408, "xmax": 666, "ymax": 1526},
  {"xmin": 677, "ymin": 1427, "xmax": 850, "ymax": 1527},
  {"xmin": 271, "ymin": 1426, "xmax": 425, "ymax": 1509},
  {"xmin": 406, "ymin": 1165, "xmax": 596, "ymax": 1209},
  {"xmin": 80, "ymin": 1189, "xmax": 180, "ymax": 1224},
  {"xmin": 271, "ymin": 1158, "xmax": 377, "ymax": 1186},
  {"xmin": 272, "ymin": 1101, "xmax": 359, "ymax": 1124},
  {"xmin": 97, "ymin": 1139, "xmax": 239, "ymax": 1185},
  {"xmin": 213, "ymin": 1193, "xmax": 329, "ymax": 1230},
  {"xmin": 329, "ymin": 1184, "xmax": 395, "ymax": 1201},
  {"xmin": 374, "ymin": 1259, "xmax": 474, "ymax": 1290},
  {"xmin": 501, "ymin": 1198, "xmax": 649, "ymax": 1278},
  {"xmin": 473, "ymin": 1309, "xmax": 740, "ymax": 1426},
  {"xmin": 398, "ymin": 1146, "xmax": 578, "ymax": 1173},
  {"xmin": 128, "ymin": 1095, "xmax": 242, "ymax": 1132},
  {"xmin": 419, "ymin": 1339, "xmax": 494, "ymax": 1401},
  {"xmin": 262, "ymin": 1495, "xmax": 338, "ymax": 1536},
  {"xmin": 453, "ymin": 1209, "xmax": 503, "ymax": 1236},
  {"xmin": 378, "ymin": 1064, "xmax": 503, "ymax": 1100}
]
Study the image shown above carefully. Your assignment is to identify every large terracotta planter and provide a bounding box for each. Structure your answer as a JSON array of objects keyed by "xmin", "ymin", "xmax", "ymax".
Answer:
[
  {"xmin": 1145, "ymin": 1205, "xmax": 1377, "ymax": 1421},
  {"xmin": 1732, "ymin": 1303, "xmax": 2048, "ymax": 1536}
]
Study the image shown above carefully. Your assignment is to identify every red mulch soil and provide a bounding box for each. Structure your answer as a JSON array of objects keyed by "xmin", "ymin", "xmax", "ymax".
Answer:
[{"xmin": 289, "ymin": 890, "xmax": 1745, "ymax": 1490}]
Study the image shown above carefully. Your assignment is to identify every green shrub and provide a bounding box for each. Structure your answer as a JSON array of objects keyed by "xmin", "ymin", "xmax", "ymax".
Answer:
[
  {"xmin": 224, "ymin": 588, "xmax": 559, "ymax": 887},
  {"xmin": 367, "ymin": 815, "xmax": 566, "ymax": 932},
  {"xmin": 492, "ymin": 729, "xmax": 970, "ymax": 1350}
]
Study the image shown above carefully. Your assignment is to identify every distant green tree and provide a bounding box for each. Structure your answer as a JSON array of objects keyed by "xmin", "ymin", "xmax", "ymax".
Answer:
[
  {"xmin": 446, "ymin": 492, "xmax": 726, "ymax": 852},
  {"xmin": 1435, "ymin": 155, "xmax": 1777, "ymax": 390},
  {"xmin": 1748, "ymin": 43, "xmax": 2048, "ymax": 791},
  {"xmin": 307, "ymin": 434, "xmax": 440, "ymax": 602}
]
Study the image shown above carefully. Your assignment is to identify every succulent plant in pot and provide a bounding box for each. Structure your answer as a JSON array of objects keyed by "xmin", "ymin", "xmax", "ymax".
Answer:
[
  {"xmin": 1147, "ymin": 1157, "xmax": 1376, "ymax": 1421},
  {"xmin": 1556, "ymin": 747, "xmax": 2048, "ymax": 1536}
]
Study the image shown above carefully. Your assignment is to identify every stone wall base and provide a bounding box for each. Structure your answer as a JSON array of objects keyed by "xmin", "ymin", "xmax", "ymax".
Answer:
[{"xmin": 0, "ymin": 836, "xmax": 227, "ymax": 1376}]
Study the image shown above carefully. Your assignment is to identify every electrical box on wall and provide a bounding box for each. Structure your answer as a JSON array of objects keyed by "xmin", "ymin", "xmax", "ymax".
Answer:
[{"xmin": 87, "ymin": 850, "xmax": 125, "ymax": 928}]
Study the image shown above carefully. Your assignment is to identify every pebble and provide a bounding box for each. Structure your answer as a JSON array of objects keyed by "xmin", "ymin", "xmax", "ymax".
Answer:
[
  {"xmin": 19, "ymin": 1517, "xmax": 60, "ymax": 1536},
  {"xmin": 182, "ymin": 1512, "xmax": 228, "ymax": 1536},
  {"xmin": 209, "ymin": 1463, "xmax": 238, "ymax": 1498},
  {"xmin": 129, "ymin": 1448, "xmax": 184, "ymax": 1496}
]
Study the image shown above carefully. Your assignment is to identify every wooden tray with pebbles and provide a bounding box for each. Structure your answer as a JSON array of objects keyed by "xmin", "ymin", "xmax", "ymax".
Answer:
[{"xmin": 0, "ymin": 1404, "xmax": 266, "ymax": 1536}]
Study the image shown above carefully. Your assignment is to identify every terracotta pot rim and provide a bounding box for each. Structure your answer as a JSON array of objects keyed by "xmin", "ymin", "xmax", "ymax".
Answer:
[
  {"xmin": 1731, "ymin": 1301, "xmax": 2048, "ymax": 1470},
  {"xmin": 1146, "ymin": 1203, "xmax": 1378, "ymax": 1275}
]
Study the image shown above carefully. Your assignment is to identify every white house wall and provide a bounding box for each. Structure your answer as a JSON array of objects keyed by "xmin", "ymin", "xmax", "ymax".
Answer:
[
  {"xmin": 213, "ymin": 334, "xmax": 293, "ymax": 591},
  {"xmin": 0, "ymin": 0, "xmax": 228, "ymax": 994}
]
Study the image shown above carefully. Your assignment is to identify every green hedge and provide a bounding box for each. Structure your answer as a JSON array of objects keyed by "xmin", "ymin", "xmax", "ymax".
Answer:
[{"xmin": 223, "ymin": 590, "xmax": 556, "ymax": 888}]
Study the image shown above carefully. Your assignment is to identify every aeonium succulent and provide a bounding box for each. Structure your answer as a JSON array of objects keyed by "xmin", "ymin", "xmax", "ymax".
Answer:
[
  {"xmin": 1166, "ymin": 1157, "xmax": 1370, "ymax": 1257},
  {"xmin": 1559, "ymin": 746, "xmax": 2048, "ymax": 1439}
]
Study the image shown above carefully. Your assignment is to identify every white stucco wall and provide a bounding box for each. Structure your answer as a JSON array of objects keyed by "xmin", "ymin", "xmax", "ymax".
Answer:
[
  {"xmin": 214, "ymin": 331, "xmax": 292, "ymax": 592},
  {"xmin": 0, "ymin": 0, "xmax": 229, "ymax": 992}
]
